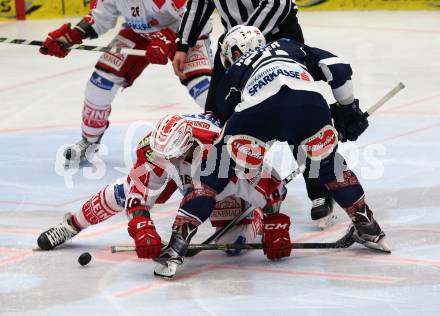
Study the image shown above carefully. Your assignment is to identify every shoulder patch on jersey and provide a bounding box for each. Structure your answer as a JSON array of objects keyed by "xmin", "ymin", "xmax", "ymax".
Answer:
[
  {"xmin": 300, "ymin": 125, "xmax": 338, "ymax": 160},
  {"xmin": 172, "ymin": 0, "xmax": 186, "ymax": 10},
  {"xmin": 153, "ymin": 0, "xmax": 166, "ymax": 9},
  {"xmin": 226, "ymin": 135, "xmax": 268, "ymax": 170},
  {"xmin": 138, "ymin": 134, "xmax": 151, "ymax": 148},
  {"xmin": 138, "ymin": 134, "xmax": 155, "ymax": 162}
]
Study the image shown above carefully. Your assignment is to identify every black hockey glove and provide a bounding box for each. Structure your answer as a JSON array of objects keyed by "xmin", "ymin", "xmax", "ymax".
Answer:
[{"xmin": 330, "ymin": 99, "xmax": 369, "ymax": 142}]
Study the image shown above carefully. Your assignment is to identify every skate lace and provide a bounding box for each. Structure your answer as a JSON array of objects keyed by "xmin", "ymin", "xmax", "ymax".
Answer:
[
  {"xmin": 75, "ymin": 139, "xmax": 92, "ymax": 151},
  {"xmin": 312, "ymin": 197, "xmax": 326, "ymax": 207},
  {"xmin": 46, "ymin": 225, "xmax": 76, "ymax": 247}
]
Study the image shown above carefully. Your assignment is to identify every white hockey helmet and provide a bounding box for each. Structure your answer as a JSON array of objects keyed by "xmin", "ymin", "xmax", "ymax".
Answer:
[
  {"xmin": 150, "ymin": 114, "xmax": 194, "ymax": 159},
  {"xmin": 220, "ymin": 25, "xmax": 266, "ymax": 68}
]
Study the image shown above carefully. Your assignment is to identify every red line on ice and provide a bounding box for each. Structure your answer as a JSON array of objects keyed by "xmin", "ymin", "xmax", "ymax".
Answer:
[
  {"xmin": 0, "ymin": 66, "xmax": 91, "ymax": 93},
  {"xmin": 0, "ymin": 247, "xmax": 34, "ymax": 266}
]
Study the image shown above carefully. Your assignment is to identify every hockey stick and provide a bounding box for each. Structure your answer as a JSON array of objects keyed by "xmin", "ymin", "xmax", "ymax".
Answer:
[
  {"xmin": 184, "ymin": 164, "xmax": 306, "ymax": 257},
  {"xmin": 0, "ymin": 37, "xmax": 146, "ymax": 56},
  {"xmin": 111, "ymin": 226, "xmax": 355, "ymax": 253},
  {"xmin": 364, "ymin": 82, "xmax": 405, "ymax": 118}
]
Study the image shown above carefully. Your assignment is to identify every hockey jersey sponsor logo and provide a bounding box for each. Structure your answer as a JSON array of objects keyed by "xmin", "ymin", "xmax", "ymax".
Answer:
[
  {"xmin": 183, "ymin": 39, "xmax": 212, "ymax": 77},
  {"xmin": 227, "ymin": 135, "xmax": 268, "ymax": 169},
  {"xmin": 300, "ymin": 125, "xmax": 338, "ymax": 160},
  {"xmin": 184, "ymin": 113, "xmax": 221, "ymax": 128},
  {"xmin": 90, "ymin": 72, "xmax": 114, "ymax": 90},
  {"xmin": 97, "ymin": 35, "xmax": 135, "ymax": 71},
  {"xmin": 188, "ymin": 120, "xmax": 210, "ymax": 130},
  {"xmin": 126, "ymin": 18, "xmax": 153, "ymax": 32},
  {"xmin": 209, "ymin": 196, "xmax": 252, "ymax": 227},
  {"xmin": 247, "ymin": 65, "xmax": 311, "ymax": 96},
  {"xmin": 236, "ymin": 61, "xmax": 317, "ymax": 112}
]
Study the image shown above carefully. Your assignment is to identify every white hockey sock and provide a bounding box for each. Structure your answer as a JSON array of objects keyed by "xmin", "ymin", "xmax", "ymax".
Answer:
[{"xmin": 81, "ymin": 70, "xmax": 125, "ymax": 143}]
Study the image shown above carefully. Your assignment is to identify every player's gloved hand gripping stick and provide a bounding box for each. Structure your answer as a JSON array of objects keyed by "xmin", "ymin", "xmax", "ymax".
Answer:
[{"xmin": 331, "ymin": 82, "xmax": 405, "ymax": 142}]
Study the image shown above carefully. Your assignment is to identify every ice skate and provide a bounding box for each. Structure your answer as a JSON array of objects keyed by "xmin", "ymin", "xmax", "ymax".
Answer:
[
  {"xmin": 154, "ymin": 223, "xmax": 197, "ymax": 279},
  {"xmin": 311, "ymin": 196, "xmax": 337, "ymax": 230},
  {"xmin": 153, "ymin": 246, "xmax": 184, "ymax": 279},
  {"xmin": 63, "ymin": 137, "xmax": 100, "ymax": 164},
  {"xmin": 351, "ymin": 206, "xmax": 391, "ymax": 253},
  {"xmin": 37, "ymin": 213, "xmax": 81, "ymax": 250}
]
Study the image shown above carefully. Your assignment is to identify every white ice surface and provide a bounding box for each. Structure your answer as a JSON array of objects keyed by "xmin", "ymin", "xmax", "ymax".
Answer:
[{"xmin": 0, "ymin": 11, "xmax": 440, "ymax": 316}]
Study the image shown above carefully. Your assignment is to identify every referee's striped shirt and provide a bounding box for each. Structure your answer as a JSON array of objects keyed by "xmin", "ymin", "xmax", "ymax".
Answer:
[{"xmin": 176, "ymin": 0, "xmax": 297, "ymax": 51}]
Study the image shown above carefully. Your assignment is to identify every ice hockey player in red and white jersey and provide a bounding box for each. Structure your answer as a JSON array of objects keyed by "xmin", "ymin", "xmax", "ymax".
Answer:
[
  {"xmin": 37, "ymin": 113, "xmax": 286, "ymax": 273},
  {"xmin": 39, "ymin": 0, "xmax": 213, "ymax": 163}
]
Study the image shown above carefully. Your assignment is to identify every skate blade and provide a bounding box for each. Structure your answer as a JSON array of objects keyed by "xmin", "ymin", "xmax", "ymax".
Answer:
[
  {"xmin": 153, "ymin": 270, "xmax": 175, "ymax": 279},
  {"xmin": 362, "ymin": 239, "xmax": 391, "ymax": 254},
  {"xmin": 153, "ymin": 260, "xmax": 181, "ymax": 279},
  {"xmin": 153, "ymin": 264, "xmax": 178, "ymax": 279},
  {"xmin": 315, "ymin": 213, "xmax": 338, "ymax": 230}
]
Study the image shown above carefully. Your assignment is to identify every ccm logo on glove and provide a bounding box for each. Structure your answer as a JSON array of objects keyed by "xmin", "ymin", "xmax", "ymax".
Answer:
[
  {"xmin": 136, "ymin": 220, "xmax": 154, "ymax": 229},
  {"xmin": 264, "ymin": 223, "xmax": 289, "ymax": 230}
]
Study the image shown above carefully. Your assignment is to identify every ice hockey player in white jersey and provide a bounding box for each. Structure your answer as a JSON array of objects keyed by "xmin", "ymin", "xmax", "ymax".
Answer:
[
  {"xmin": 39, "ymin": 0, "xmax": 213, "ymax": 163},
  {"xmin": 37, "ymin": 113, "xmax": 286, "ymax": 277}
]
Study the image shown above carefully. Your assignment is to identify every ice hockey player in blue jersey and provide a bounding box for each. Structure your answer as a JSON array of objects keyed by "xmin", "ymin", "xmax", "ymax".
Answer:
[{"xmin": 172, "ymin": 25, "xmax": 390, "ymax": 265}]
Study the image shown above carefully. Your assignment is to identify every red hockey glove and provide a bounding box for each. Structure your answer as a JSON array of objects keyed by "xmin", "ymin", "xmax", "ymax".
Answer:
[
  {"xmin": 128, "ymin": 216, "xmax": 162, "ymax": 259},
  {"xmin": 146, "ymin": 28, "xmax": 177, "ymax": 65},
  {"xmin": 262, "ymin": 213, "xmax": 292, "ymax": 260},
  {"xmin": 40, "ymin": 23, "xmax": 85, "ymax": 58}
]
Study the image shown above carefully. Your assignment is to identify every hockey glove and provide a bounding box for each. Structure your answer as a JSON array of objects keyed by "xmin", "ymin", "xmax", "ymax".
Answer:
[
  {"xmin": 146, "ymin": 28, "xmax": 177, "ymax": 65},
  {"xmin": 262, "ymin": 213, "xmax": 292, "ymax": 260},
  {"xmin": 40, "ymin": 23, "xmax": 86, "ymax": 58},
  {"xmin": 330, "ymin": 99, "xmax": 369, "ymax": 142},
  {"xmin": 128, "ymin": 216, "xmax": 162, "ymax": 259}
]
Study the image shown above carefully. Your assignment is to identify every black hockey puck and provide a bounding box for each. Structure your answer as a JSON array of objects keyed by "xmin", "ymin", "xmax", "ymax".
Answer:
[{"xmin": 78, "ymin": 252, "xmax": 92, "ymax": 266}]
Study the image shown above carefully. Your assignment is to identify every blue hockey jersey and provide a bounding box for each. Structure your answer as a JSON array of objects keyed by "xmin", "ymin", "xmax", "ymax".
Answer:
[{"xmin": 216, "ymin": 38, "xmax": 354, "ymax": 121}]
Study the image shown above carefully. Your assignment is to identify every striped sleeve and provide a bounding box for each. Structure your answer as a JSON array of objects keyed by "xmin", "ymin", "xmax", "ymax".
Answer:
[
  {"xmin": 176, "ymin": 0, "xmax": 216, "ymax": 52},
  {"xmin": 245, "ymin": 0, "xmax": 292, "ymax": 36},
  {"xmin": 318, "ymin": 56, "xmax": 354, "ymax": 105},
  {"xmin": 305, "ymin": 46, "xmax": 355, "ymax": 105}
]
